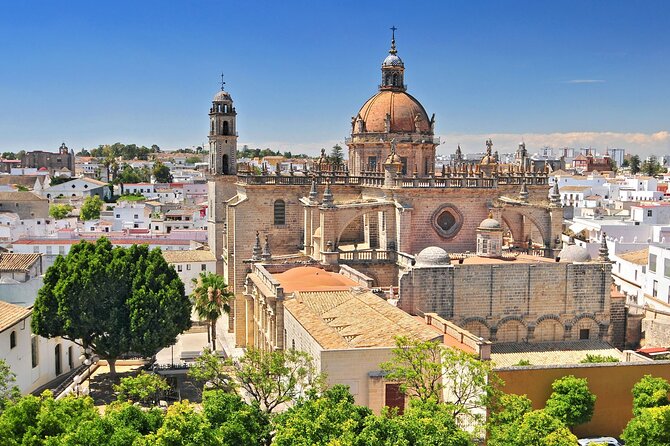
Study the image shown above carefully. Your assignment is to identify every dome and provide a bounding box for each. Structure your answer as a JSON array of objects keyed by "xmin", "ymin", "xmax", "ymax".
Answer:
[
  {"xmin": 479, "ymin": 217, "xmax": 502, "ymax": 230},
  {"xmin": 415, "ymin": 246, "xmax": 450, "ymax": 267},
  {"xmin": 357, "ymin": 91, "xmax": 431, "ymax": 133},
  {"xmin": 382, "ymin": 54, "xmax": 403, "ymax": 67},
  {"xmin": 213, "ymin": 90, "xmax": 231, "ymax": 102},
  {"xmin": 558, "ymin": 244, "xmax": 592, "ymax": 263}
]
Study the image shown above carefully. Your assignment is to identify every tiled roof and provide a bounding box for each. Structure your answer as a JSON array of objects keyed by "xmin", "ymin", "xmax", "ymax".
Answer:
[
  {"xmin": 274, "ymin": 267, "xmax": 358, "ymax": 293},
  {"xmin": 162, "ymin": 250, "xmax": 216, "ymax": 263},
  {"xmin": 0, "ymin": 300, "xmax": 31, "ymax": 333},
  {"xmin": 284, "ymin": 290, "xmax": 440, "ymax": 350},
  {"xmin": 0, "ymin": 192, "xmax": 45, "ymax": 201},
  {"xmin": 618, "ymin": 248, "xmax": 649, "ymax": 265},
  {"xmin": 491, "ymin": 340, "xmax": 622, "ymax": 368},
  {"xmin": 0, "ymin": 253, "xmax": 41, "ymax": 271}
]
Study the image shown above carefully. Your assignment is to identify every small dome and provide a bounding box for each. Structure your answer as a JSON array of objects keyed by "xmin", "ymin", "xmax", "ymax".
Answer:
[
  {"xmin": 479, "ymin": 217, "xmax": 502, "ymax": 230},
  {"xmin": 558, "ymin": 244, "xmax": 592, "ymax": 263},
  {"xmin": 415, "ymin": 246, "xmax": 450, "ymax": 266},
  {"xmin": 213, "ymin": 90, "xmax": 231, "ymax": 102},
  {"xmin": 382, "ymin": 54, "xmax": 404, "ymax": 67}
]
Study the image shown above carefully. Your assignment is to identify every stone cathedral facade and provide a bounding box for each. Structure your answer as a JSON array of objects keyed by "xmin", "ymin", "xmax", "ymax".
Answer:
[{"xmin": 206, "ymin": 34, "xmax": 623, "ymax": 351}]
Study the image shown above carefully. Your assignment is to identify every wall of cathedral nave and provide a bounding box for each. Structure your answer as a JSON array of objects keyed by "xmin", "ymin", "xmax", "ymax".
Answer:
[{"xmin": 398, "ymin": 261, "xmax": 616, "ymax": 344}]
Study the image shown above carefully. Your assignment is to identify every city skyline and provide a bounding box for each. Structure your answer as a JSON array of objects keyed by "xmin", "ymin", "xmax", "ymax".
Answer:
[{"xmin": 0, "ymin": 0, "xmax": 668, "ymax": 156}]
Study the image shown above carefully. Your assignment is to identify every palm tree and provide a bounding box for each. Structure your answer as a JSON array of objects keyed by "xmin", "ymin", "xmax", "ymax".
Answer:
[{"xmin": 191, "ymin": 272, "xmax": 233, "ymax": 351}]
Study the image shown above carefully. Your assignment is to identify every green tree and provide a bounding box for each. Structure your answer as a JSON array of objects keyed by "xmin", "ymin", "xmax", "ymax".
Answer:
[
  {"xmin": 235, "ymin": 347, "xmax": 324, "ymax": 414},
  {"xmin": 329, "ymin": 144, "xmax": 344, "ymax": 166},
  {"xmin": 487, "ymin": 393, "xmax": 533, "ymax": 446},
  {"xmin": 188, "ymin": 348, "xmax": 236, "ymax": 392},
  {"xmin": 114, "ymin": 371, "xmax": 170, "ymax": 405},
  {"xmin": 153, "ymin": 161, "xmax": 173, "ymax": 183},
  {"xmin": 1, "ymin": 152, "xmax": 15, "ymax": 160},
  {"xmin": 272, "ymin": 385, "xmax": 371, "ymax": 446},
  {"xmin": 59, "ymin": 401, "xmax": 163, "ymax": 446},
  {"xmin": 32, "ymin": 238, "xmax": 192, "ymax": 376},
  {"xmin": 623, "ymin": 405, "xmax": 670, "ymax": 446},
  {"xmin": 191, "ymin": 272, "xmax": 233, "ymax": 351},
  {"xmin": 641, "ymin": 156, "xmax": 663, "ymax": 176},
  {"xmin": 630, "ymin": 154, "xmax": 641, "ymax": 174},
  {"xmin": 544, "ymin": 375, "xmax": 596, "ymax": 428},
  {"xmin": 149, "ymin": 401, "xmax": 219, "ymax": 446},
  {"xmin": 49, "ymin": 176, "xmax": 72, "ymax": 186},
  {"xmin": 632, "ymin": 375, "xmax": 670, "ymax": 416},
  {"xmin": 202, "ymin": 390, "xmax": 270, "ymax": 446},
  {"xmin": 80, "ymin": 195, "xmax": 103, "ymax": 221},
  {"xmin": 579, "ymin": 354, "xmax": 619, "ymax": 363},
  {"xmin": 381, "ymin": 336, "xmax": 497, "ymax": 424},
  {"xmin": 0, "ymin": 359, "xmax": 19, "ymax": 412},
  {"xmin": 0, "ymin": 391, "xmax": 99, "ymax": 445},
  {"xmin": 49, "ymin": 204, "xmax": 73, "ymax": 220},
  {"xmin": 356, "ymin": 399, "xmax": 473, "ymax": 446},
  {"xmin": 513, "ymin": 410, "xmax": 577, "ymax": 446},
  {"xmin": 621, "ymin": 158, "xmax": 630, "ymax": 168},
  {"xmin": 185, "ymin": 156, "xmax": 201, "ymax": 165}
]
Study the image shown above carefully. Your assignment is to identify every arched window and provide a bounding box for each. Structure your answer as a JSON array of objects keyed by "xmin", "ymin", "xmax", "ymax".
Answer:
[
  {"xmin": 9, "ymin": 331, "xmax": 16, "ymax": 349},
  {"xmin": 274, "ymin": 200, "xmax": 286, "ymax": 225},
  {"xmin": 222, "ymin": 121, "xmax": 229, "ymax": 135}
]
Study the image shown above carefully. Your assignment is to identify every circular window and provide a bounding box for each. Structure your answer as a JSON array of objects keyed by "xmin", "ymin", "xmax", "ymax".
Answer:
[{"xmin": 432, "ymin": 205, "xmax": 463, "ymax": 239}]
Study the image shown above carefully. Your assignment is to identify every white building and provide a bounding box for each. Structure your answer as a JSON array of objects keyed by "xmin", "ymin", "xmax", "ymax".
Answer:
[
  {"xmin": 41, "ymin": 177, "xmax": 111, "ymax": 201},
  {"xmin": 0, "ymin": 300, "xmax": 83, "ymax": 394},
  {"xmin": 162, "ymin": 250, "xmax": 217, "ymax": 294}
]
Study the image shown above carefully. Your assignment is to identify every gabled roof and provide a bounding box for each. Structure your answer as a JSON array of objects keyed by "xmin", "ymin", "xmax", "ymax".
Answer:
[
  {"xmin": 0, "ymin": 191, "xmax": 45, "ymax": 201},
  {"xmin": 284, "ymin": 290, "xmax": 440, "ymax": 349},
  {"xmin": 0, "ymin": 253, "xmax": 41, "ymax": 272},
  {"xmin": 0, "ymin": 300, "xmax": 31, "ymax": 333}
]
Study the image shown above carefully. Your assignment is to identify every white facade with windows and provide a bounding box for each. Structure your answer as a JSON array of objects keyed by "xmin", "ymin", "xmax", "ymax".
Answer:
[{"xmin": 0, "ymin": 302, "xmax": 83, "ymax": 394}]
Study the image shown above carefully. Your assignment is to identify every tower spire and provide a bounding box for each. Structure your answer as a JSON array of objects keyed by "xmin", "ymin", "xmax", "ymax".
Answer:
[
  {"xmin": 220, "ymin": 73, "xmax": 225, "ymax": 91},
  {"xmin": 390, "ymin": 26, "xmax": 398, "ymax": 55}
]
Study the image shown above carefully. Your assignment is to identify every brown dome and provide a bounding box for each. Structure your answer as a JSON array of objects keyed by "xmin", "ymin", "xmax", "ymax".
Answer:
[{"xmin": 357, "ymin": 90, "xmax": 431, "ymax": 133}]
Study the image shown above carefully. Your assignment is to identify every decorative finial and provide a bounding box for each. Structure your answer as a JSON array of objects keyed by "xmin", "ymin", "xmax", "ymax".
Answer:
[
  {"xmin": 549, "ymin": 181, "xmax": 561, "ymax": 207},
  {"xmin": 322, "ymin": 179, "xmax": 335, "ymax": 208},
  {"xmin": 220, "ymin": 73, "xmax": 226, "ymax": 91},
  {"xmin": 252, "ymin": 231, "xmax": 262, "ymax": 261},
  {"xmin": 261, "ymin": 235, "xmax": 272, "ymax": 261},
  {"xmin": 309, "ymin": 178, "xmax": 318, "ymax": 203},
  {"xmin": 519, "ymin": 181, "xmax": 529, "ymax": 202},
  {"xmin": 598, "ymin": 232, "xmax": 610, "ymax": 262},
  {"xmin": 389, "ymin": 26, "xmax": 398, "ymax": 55}
]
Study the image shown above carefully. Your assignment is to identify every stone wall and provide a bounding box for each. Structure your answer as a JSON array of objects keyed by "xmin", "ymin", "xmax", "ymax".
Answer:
[{"xmin": 398, "ymin": 260, "xmax": 613, "ymax": 343}]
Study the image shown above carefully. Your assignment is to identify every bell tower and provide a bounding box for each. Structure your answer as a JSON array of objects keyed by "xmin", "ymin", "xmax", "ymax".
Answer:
[{"xmin": 209, "ymin": 74, "xmax": 237, "ymax": 175}]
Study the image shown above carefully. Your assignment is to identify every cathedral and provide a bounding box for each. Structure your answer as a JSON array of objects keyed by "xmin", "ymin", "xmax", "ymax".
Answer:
[{"xmin": 206, "ymin": 33, "xmax": 620, "ymax": 352}]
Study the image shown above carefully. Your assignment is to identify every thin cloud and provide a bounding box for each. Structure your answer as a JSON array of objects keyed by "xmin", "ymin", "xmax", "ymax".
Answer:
[{"xmin": 563, "ymin": 79, "xmax": 606, "ymax": 84}]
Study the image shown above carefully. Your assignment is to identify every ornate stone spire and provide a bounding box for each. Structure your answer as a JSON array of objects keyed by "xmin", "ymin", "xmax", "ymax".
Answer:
[
  {"xmin": 549, "ymin": 182, "xmax": 561, "ymax": 207},
  {"xmin": 322, "ymin": 179, "xmax": 335, "ymax": 208},
  {"xmin": 519, "ymin": 181, "xmax": 529, "ymax": 202},
  {"xmin": 251, "ymin": 231, "xmax": 262, "ymax": 261},
  {"xmin": 261, "ymin": 235, "xmax": 272, "ymax": 260},
  {"xmin": 308, "ymin": 178, "xmax": 318, "ymax": 203},
  {"xmin": 598, "ymin": 232, "xmax": 610, "ymax": 262}
]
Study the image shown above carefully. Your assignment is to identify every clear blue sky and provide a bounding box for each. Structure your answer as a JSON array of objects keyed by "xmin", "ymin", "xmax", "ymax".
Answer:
[{"xmin": 0, "ymin": 0, "xmax": 668, "ymax": 156}]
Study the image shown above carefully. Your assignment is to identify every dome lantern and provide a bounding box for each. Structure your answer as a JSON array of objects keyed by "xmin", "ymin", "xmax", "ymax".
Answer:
[{"xmin": 380, "ymin": 26, "xmax": 406, "ymax": 91}]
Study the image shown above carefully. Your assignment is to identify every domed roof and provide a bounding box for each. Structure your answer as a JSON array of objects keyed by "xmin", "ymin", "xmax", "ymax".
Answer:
[
  {"xmin": 382, "ymin": 54, "xmax": 403, "ymax": 67},
  {"xmin": 558, "ymin": 244, "xmax": 592, "ymax": 263},
  {"xmin": 480, "ymin": 154, "xmax": 497, "ymax": 165},
  {"xmin": 213, "ymin": 90, "xmax": 231, "ymax": 102},
  {"xmin": 479, "ymin": 217, "xmax": 502, "ymax": 230},
  {"xmin": 415, "ymin": 246, "xmax": 450, "ymax": 267},
  {"xmin": 357, "ymin": 91, "xmax": 431, "ymax": 133}
]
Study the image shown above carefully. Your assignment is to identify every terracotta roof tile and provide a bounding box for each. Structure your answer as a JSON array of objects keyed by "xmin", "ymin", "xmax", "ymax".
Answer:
[
  {"xmin": 0, "ymin": 301, "xmax": 31, "ymax": 333},
  {"xmin": 284, "ymin": 290, "xmax": 440, "ymax": 350},
  {"xmin": 0, "ymin": 253, "xmax": 41, "ymax": 272}
]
